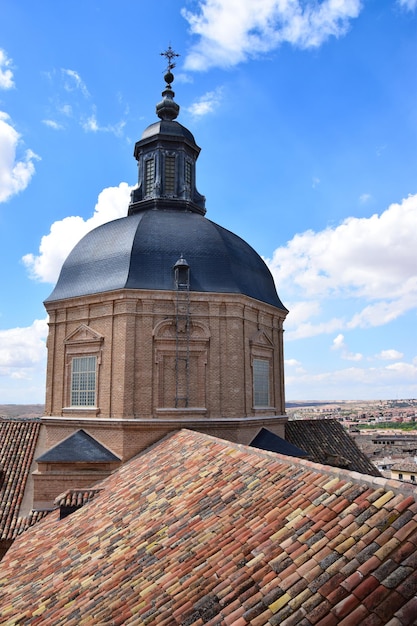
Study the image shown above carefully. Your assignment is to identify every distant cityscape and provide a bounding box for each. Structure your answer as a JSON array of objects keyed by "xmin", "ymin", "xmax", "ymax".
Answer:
[
  {"xmin": 287, "ymin": 398, "xmax": 417, "ymax": 425},
  {"xmin": 287, "ymin": 398, "xmax": 417, "ymax": 485},
  {"xmin": 1, "ymin": 398, "xmax": 416, "ymax": 424}
]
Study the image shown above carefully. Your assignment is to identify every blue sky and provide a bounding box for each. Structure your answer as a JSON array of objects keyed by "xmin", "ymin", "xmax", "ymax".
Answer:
[{"xmin": 0, "ymin": 0, "xmax": 416, "ymax": 403}]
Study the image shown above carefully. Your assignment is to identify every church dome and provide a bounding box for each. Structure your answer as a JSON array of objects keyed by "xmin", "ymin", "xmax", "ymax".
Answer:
[
  {"xmin": 46, "ymin": 49, "xmax": 286, "ymax": 312},
  {"xmin": 45, "ymin": 209, "xmax": 285, "ymax": 309}
]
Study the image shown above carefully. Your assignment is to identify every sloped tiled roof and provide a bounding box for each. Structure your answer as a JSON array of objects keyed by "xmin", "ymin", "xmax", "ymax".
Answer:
[
  {"xmin": 54, "ymin": 488, "xmax": 103, "ymax": 508},
  {"xmin": 54, "ymin": 488, "xmax": 103, "ymax": 520},
  {"xmin": 11, "ymin": 509, "xmax": 50, "ymax": 539},
  {"xmin": 1, "ymin": 429, "xmax": 417, "ymax": 625},
  {"xmin": 0, "ymin": 418, "xmax": 41, "ymax": 541},
  {"xmin": 286, "ymin": 419, "xmax": 381, "ymax": 476},
  {"xmin": 391, "ymin": 462, "xmax": 417, "ymax": 472}
]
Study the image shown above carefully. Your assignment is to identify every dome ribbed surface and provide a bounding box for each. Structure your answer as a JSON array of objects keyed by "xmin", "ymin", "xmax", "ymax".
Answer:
[
  {"xmin": 141, "ymin": 120, "xmax": 195, "ymax": 143},
  {"xmin": 46, "ymin": 210, "xmax": 285, "ymax": 309}
]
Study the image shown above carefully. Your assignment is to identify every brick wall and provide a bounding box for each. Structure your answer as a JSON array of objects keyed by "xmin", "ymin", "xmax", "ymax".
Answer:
[
  {"xmin": 44, "ymin": 288, "xmax": 287, "ymax": 420},
  {"xmin": 37, "ymin": 288, "xmax": 288, "ymax": 505}
]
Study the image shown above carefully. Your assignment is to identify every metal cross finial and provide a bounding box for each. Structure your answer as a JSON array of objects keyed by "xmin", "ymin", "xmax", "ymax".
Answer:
[{"xmin": 160, "ymin": 45, "xmax": 180, "ymax": 72}]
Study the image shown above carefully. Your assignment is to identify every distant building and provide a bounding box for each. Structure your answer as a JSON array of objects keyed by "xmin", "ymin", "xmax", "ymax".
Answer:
[{"xmin": 391, "ymin": 461, "xmax": 417, "ymax": 484}]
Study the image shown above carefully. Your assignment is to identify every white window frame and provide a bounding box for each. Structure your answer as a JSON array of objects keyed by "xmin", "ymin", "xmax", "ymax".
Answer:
[
  {"xmin": 253, "ymin": 358, "xmax": 270, "ymax": 408},
  {"xmin": 71, "ymin": 356, "xmax": 97, "ymax": 407}
]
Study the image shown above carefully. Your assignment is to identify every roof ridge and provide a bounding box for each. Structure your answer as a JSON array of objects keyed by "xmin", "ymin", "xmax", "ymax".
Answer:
[{"xmin": 177, "ymin": 428, "xmax": 417, "ymax": 500}]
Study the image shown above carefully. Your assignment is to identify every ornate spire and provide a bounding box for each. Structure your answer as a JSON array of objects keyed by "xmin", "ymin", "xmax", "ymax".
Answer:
[
  {"xmin": 128, "ymin": 47, "xmax": 206, "ymax": 216},
  {"xmin": 156, "ymin": 46, "xmax": 180, "ymax": 121}
]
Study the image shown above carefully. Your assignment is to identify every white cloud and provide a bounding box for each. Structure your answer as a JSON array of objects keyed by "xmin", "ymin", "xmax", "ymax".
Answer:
[
  {"xmin": 285, "ymin": 300, "xmax": 321, "ymax": 325},
  {"xmin": 82, "ymin": 112, "xmax": 99, "ymax": 132},
  {"xmin": 186, "ymin": 87, "xmax": 223, "ymax": 117},
  {"xmin": 285, "ymin": 358, "xmax": 306, "ymax": 374},
  {"xmin": 182, "ymin": 0, "xmax": 362, "ymax": 70},
  {"xmin": 0, "ymin": 318, "xmax": 48, "ymax": 402},
  {"xmin": 59, "ymin": 104, "xmax": 73, "ymax": 117},
  {"xmin": 397, "ymin": 0, "xmax": 417, "ymax": 10},
  {"xmin": 285, "ymin": 316, "xmax": 344, "ymax": 340},
  {"xmin": 376, "ymin": 349, "xmax": 404, "ymax": 360},
  {"xmin": 346, "ymin": 295, "xmax": 417, "ymax": 330},
  {"xmin": 0, "ymin": 112, "xmax": 40, "ymax": 203},
  {"xmin": 0, "ymin": 318, "xmax": 48, "ymax": 372},
  {"xmin": 359, "ymin": 193, "xmax": 372, "ymax": 204},
  {"xmin": 332, "ymin": 333, "xmax": 345, "ymax": 350},
  {"xmin": 0, "ymin": 49, "xmax": 14, "ymax": 89},
  {"xmin": 331, "ymin": 333, "xmax": 362, "ymax": 361},
  {"xmin": 62, "ymin": 69, "xmax": 90, "ymax": 97},
  {"xmin": 285, "ymin": 358, "xmax": 301, "ymax": 367},
  {"xmin": 285, "ymin": 299, "xmax": 346, "ymax": 340},
  {"xmin": 42, "ymin": 119, "xmax": 64, "ymax": 130},
  {"xmin": 81, "ymin": 109, "xmax": 126, "ymax": 136},
  {"xmin": 175, "ymin": 72, "xmax": 194, "ymax": 84},
  {"xmin": 312, "ymin": 177, "xmax": 321, "ymax": 189},
  {"xmin": 385, "ymin": 361, "xmax": 417, "ymax": 376},
  {"xmin": 43, "ymin": 70, "xmax": 126, "ymax": 136},
  {"xmin": 285, "ymin": 359, "xmax": 417, "ymax": 400},
  {"xmin": 22, "ymin": 182, "xmax": 133, "ymax": 283},
  {"xmin": 267, "ymin": 193, "xmax": 417, "ymax": 338}
]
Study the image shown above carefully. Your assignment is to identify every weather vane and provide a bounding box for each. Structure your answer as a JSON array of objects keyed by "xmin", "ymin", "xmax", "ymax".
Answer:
[{"xmin": 160, "ymin": 45, "xmax": 180, "ymax": 72}]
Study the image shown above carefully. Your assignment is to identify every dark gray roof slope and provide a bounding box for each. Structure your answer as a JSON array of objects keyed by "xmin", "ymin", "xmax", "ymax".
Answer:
[
  {"xmin": 250, "ymin": 427, "xmax": 310, "ymax": 458},
  {"xmin": 286, "ymin": 419, "xmax": 381, "ymax": 476},
  {"xmin": 46, "ymin": 209, "xmax": 286, "ymax": 309},
  {"xmin": 141, "ymin": 119, "xmax": 196, "ymax": 143},
  {"xmin": 36, "ymin": 429, "xmax": 120, "ymax": 463}
]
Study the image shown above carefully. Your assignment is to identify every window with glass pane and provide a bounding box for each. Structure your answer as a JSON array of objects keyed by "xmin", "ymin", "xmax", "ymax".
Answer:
[
  {"xmin": 165, "ymin": 155, "xmax": 176, "ymax": 195},
  {"xmin": 185, "ymin": 161, "xmax": 192, "ymax": 187},
  {"xmin": 71, "ymin": 356, "xmax": 96, "ymax": 406},
  {"xmin": 144, "ymin": 158, "xmax": 155, "ymax": 196},
  {"xmin": 253, "ymin": 359, "xmax": 269, "ymax": 407}
]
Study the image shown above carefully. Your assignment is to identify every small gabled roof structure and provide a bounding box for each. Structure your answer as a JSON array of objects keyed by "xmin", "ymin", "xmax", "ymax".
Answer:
[
  {"xmin": 2, "ymin": 429, "xmax": 417, "ymax": 625},
  {"xmin": 36, "ymin": 429, "xmax": 120, "ymax": 463},
  {"xmin": 286, "ymin": 418, "xmax": 381, "ymax": 476}
]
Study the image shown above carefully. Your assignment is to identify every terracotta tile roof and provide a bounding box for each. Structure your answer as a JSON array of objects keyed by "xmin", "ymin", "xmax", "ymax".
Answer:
[
  {"xmin": 286, "ymin": 419, "xmax": 381, "ymax": 476},
  {"xmin": 391, "ymin": 462, "xmax": 417, "ymax": 472},
  {"xmin": 1, "ymin": 429, "xmax": 416, "ymax": 625},
  {"xmin": 0, "ymin": 418, "xmax": 41, "ymax": 542},
  {"xmin": 54, "ymin": 488, "xmax": 103, "ymax": 508},
  {"xmin": 11, "ymin": 509, "xmax": 50, "ymax": 538}
]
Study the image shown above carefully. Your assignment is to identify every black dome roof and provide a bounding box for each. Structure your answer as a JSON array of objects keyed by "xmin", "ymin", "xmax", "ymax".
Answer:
[
  {"xmin": 45, "ymin": 209, "xmax": 286, "ymax": 310},
  {"xmin": 141, "ymin": 120, "xmax": 196, "ymax": 144}
]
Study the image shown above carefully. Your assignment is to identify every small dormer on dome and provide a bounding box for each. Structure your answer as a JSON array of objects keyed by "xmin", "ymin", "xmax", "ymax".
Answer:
[
  {"xmin": 129, "ymin": 47, "xmax": 206, "ymax": 216},
  {"xmin": 173, "ymin": 255, "xmax": 190, "ymax": 290}
]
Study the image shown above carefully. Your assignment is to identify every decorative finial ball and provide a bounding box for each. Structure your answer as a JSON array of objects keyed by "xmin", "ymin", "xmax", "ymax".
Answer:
[{"xmin": 164, "ymin": 71, "xmax": 174, "ymax": 85}]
